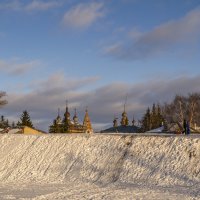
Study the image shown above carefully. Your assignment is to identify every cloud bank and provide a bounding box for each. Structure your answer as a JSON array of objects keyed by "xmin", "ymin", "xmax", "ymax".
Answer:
[
  {"xmin": 0, "ymin": 58, "xmax": 41, "ymax": 75},
  {"xmin": 105, "ymin": 7, "xmax": 200, "ymax": 60},
  {"xmin": 2, "ymin": 74, "xmax": 200, "ymax": 131}
]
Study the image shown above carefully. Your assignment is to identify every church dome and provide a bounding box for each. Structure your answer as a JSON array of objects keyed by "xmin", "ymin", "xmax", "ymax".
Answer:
[
  {"xmin": 122, "ymin": 111, "xmax": 127, "ymax": 117},
  {"xmin": 73, "ymin": 109, "xmax": 79, "ymax": 124}
]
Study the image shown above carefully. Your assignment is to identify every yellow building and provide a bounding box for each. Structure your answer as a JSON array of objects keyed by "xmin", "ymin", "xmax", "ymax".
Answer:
[
  {"xmin": 83, "ymin": 108, "xmax": 93, "ymax": 133},
  {"xmin": 1, "ymin": 126, "xmax": 45, "ymax": 135},
  {"xmin": 21, "ymin": 126, "xmax": 44, "ymax": 134},
  {"xmin": 49, "ymin": 102, "xmax": 93, "ymax": 134}
]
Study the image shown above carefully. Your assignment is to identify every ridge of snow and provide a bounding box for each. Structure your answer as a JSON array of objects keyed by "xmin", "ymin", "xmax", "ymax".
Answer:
[{"xmin": 0, "ymin": 134, "xmax": 199, "ymax": 199}]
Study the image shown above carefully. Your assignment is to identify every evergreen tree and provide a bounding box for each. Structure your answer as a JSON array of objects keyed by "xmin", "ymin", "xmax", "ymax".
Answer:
[
  {"xmin": 141, "ymin": 103, "xmax": 165, "ymax": 132},
  {"xmin": 0, "ymin": 115, "xmax": 5, "ymax": 128},
  {"xmin": 151, "ymin": 103, "xmax": 157, "ymax": 129},
  {"xmin": 18, "ymin": 110, "xmax": 34, "ymax": 128},
  {"xmin": 0, "ymin": 91, "xmax": 7, "ymax": 107},
  {"xmin": 0, "ymin": 115, "xmax": 10, "ymax": 128},
  {"xmin": 156, "ymin": 104, "xmax": 164, "ymax": 127},
  {"xmin": 5, "ymin": 119, "xmax": 10, "ymax": 127},
  {"xmin": 1, "ymin": 115, "xmax": 4, "ymax": 122},
  {"xmin": 12, "ymin": 121, "xmax": 16, "ymax": 128},
  {"xmin": 141, "ymin": 107, "xmax": 151, "ymax": 132}
]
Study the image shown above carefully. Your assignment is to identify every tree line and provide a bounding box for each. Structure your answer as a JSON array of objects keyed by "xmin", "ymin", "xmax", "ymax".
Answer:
[
  {"xmin": 0, "ymin": 110, "xmax": 34, "ymax": 129},
  {"xmin": 0, "ymin": 91, "xmax": 34, "ymax": 129},
  {"xmin": 140, "ymin": 93, "xmax": 200, "ymax": 132},
  {"xmin": 140, "ymin": 103, "xmax": 164, "ymax": 132},
  {"xmin": 1, "ymin": 91, "xmax": 200, "ymax": 131}
]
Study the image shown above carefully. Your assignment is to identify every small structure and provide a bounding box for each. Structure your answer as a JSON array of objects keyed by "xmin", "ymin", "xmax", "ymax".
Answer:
[{"xmin": 49, "ymin": 102, "xmax": 93, "ymax": 134}]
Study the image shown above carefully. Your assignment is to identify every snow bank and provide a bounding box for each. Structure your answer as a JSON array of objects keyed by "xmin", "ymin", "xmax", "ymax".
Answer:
[{"xmin": 0, "ymin": 134, "xmax": 199, "ymax": 188}]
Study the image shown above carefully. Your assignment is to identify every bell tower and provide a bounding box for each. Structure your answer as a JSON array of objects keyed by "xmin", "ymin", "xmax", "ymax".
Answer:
[
  {"xmin": 73, "ymin": 108, "xmax": 79, "ymax": 125},
  {"xmin": 113, "ymin": 116, "xmax": 118, "ymax": 127},
  {"xmin": 83, "ymin": 107, "xmax": 93, "ymax": 133},
  {"xmin": 63, "ymin": 100, "xmax": 71, "ymax": 125},
  {"xmin": 121, "ymin": 103, "xmax": 129, "ymax": 126}
]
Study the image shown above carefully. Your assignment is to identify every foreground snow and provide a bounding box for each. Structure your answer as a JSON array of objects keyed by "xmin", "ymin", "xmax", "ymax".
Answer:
[
  {"xmin": 0, "ymin": 134, "xmax": 199, "ymax": 199},
  {"xmin": 0, "ymin": 182, "xmax": 199, "ymax": 200}
]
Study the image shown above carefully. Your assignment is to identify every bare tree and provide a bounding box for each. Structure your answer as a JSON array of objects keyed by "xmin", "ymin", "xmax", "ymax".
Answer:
[
  {"xmin": 188, "ymin": 93, "xmax": 200, "ymax": 126},
  {"xmin": 163, "ymin": 93, "xmax": 200, "ymax": 128},
  {"xmin": 0, "ymin": 91, "xmax": 7, "ymax": 107}
]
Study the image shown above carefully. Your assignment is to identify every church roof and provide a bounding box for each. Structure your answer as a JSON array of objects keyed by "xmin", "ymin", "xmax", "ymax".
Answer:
[{"xmin": 101, "ymin": 125, "xmax": 139, "ymax": 133}]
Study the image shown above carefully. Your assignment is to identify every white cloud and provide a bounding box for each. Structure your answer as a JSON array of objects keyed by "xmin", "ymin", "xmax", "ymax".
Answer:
[
  {"xmin": 105, "ymin": 7, "xmax": 200, "ymax": 60},
  {"xmin": 0, "ymin": 0, "xmax": 21, "ymax": 11},
  {"xmin": 0, "ymin": 0, "xmax": 61, "ymax": 12},
  {"xmin": 104, "ymin": 43, "xmax": 123, "ymax": 55},
  {"xmin": 0, "ymin": 58, "xmax": 41, "ymax": 75},
  {"xmin": 30, "ymin": 73, "xmax": 100, "ymax": 95},
  {"xmin": 62, "ymin": 2, "xmax": 105, "ymax": 29},
  {"xmin": 128, "ymin": 27, "xmax": 143, "ymax": 40},
  {"xmin": 25, "ymin": 0, "xmax": 61, "ymax": 11}
]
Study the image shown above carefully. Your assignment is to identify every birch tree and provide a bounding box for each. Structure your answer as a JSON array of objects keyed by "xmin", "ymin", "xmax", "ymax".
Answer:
[{"xmin": 163, "ymin": 93, "xmax": 200, "ymax": 127}]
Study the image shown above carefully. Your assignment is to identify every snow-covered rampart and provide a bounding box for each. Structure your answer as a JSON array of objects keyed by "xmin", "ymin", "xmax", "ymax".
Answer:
[{"xmin": 0, "ymin": 134, "xmax": 199, "ymax": 187}]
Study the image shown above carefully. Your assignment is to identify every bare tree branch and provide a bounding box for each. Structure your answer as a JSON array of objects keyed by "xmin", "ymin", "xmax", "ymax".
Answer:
[{"xmin": 162, "ymin": 93, "xmax": 200, "ymax": 128}]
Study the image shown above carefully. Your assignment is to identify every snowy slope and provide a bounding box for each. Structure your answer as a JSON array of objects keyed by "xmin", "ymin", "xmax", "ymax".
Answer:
[{"xmin": 0, "ymin": 134, "xmax": 199, "ymax": 199}]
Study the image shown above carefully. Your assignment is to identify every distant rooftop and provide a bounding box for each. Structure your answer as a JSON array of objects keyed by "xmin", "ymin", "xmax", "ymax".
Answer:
[{"xmin": 101, "ymin": 125, "xmax": 139, "ymax": 133}]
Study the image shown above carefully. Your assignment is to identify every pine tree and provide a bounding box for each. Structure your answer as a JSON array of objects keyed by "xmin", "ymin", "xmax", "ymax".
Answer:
[
  {"xmin": 0, "ymin": 115, "xmax": 10, "ymax": 128},
  {"xmin": 0, "ymin": 91, "xmax": 7, "ymax": 107},
  {"xmin": 151, "ymin": 103, "xmax": 157, "ymax": 129},
  {"xmin": 18, "ymin": 110, "xmax": 34, "ymax": 128},
  {"xmin": 12, "ymin": 121, "xmax": 16, "ymax": 128},
  {"xmin": 141, "ymin": 103, "xmax": 165, "ymax": 132},
  {"xmin": 5, "ymin": 119, "xmax": 10, "ymax": 127},
  {"xmin": 0, "ymin": 115, "xmax": 5, "ymax": 128},
  {"xmin": 1, "ymin": 115, "xmax": 4, "ymax": 122},
  {"xmin": 156, "ymin": 104, "xmax": 164, "ymax": 127},
  {"xmin": 141, "ymin": 107, "xmax": 151, "ymax": 132}
]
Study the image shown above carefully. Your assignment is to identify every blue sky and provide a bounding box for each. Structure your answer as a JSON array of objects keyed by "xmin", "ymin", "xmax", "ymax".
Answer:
[{"xmin": 1, "ymin": 0, "xmax": 200, "ymax": 131}]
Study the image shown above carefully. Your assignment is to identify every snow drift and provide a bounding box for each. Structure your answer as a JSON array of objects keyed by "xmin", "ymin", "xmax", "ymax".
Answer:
[{"xmin": 0, "ymin": 134, "xmax": 199, "ymax": 188}]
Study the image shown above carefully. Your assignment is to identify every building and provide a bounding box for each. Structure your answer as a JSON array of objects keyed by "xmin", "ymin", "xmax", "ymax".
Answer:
[
  {"xmin": 49, "ymin": 102, "xmax": 93, "ymax": 134},
  {"xmin": 21, "ymin": 126, "xmax": 45, "ymax": 134},
  {"xmin": 101, "ymin": 105, "xmax": 139, "ymax": 133},
  {"xmin": 0, "ymin": 126, "xmax": 45, "ymax": 134}
]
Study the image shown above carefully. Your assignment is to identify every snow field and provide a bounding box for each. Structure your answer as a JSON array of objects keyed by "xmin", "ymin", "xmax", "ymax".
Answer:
[{"xmin": 0, "ymin": 134, "xmax": 199, "ymax": 199}]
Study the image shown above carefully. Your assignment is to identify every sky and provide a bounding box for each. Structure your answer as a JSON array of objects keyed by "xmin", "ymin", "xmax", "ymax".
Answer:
[{"xmin": 0, "ymin": 0, "xmax": 200, "ymax": 131}]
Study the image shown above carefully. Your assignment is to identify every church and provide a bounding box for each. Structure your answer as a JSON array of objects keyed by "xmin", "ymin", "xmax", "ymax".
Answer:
[
  {"xmin": 49, "ymin": 102, "xmax": 93, "ymax": 134},
  {"xmin": 101, "ymin": 104, "xmax": 139, "ymax": 133}
]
